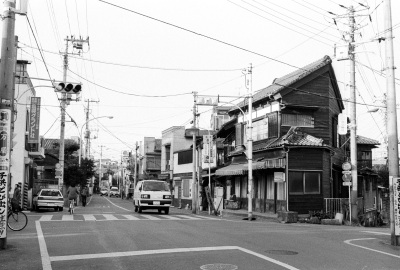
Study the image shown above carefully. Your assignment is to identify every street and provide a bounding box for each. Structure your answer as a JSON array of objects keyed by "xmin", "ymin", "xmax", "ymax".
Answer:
[{"xmin": 2, "ymin": 195, "xmax": 399, "ymax": 270}]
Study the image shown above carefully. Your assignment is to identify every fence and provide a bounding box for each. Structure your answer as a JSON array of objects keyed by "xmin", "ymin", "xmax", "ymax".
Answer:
[{"xmin": 324, "ymin": 198, "xmax": 349, "ymax": 219}]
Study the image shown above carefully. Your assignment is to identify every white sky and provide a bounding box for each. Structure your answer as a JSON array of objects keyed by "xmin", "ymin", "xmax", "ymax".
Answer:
[{"xmin": 8, "ymin": 0, "xmax": 400, "ymax": 160}]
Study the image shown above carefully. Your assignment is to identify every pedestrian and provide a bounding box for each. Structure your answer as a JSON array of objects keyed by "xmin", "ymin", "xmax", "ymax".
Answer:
[
  {"xmin": 81, "ymin": 186, "xmax": 88, "ymax": 207},
  {"xmin": 11, "ymin": 183, "xmax": 21, "ymax": 212}
]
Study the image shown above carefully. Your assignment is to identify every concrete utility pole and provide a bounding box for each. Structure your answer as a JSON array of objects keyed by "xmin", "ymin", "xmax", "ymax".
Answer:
[
  {"xmin": 84, "ymin": 99, "xmax": 99, "ymax": 159},
  {"xmin": 192, "ymin": 92, "xmax": 198, "ymax": 214},
  {"xmin": 347, "ymin": 6, "xmax": 359, "ymax": 223},
  {"xmin": 0, "ymin": 0, "xmax": 16, "ymax": 250},
  {"xmin": 134, "ymin": 142, "xmax": 138, "ymax": 188},
  {"xmin": 58, "ymin": 36, "xmax": 88, "ymax": 201},
  {"xmin": 383, "ymin": 0, "xmax": 399, "ymax": 246},
  {"xmin": 247, "ymin": 64, "xmax": 253, "ymax": 221}
]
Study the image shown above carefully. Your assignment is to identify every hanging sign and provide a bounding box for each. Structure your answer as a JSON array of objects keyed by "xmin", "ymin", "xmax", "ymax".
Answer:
[
  {"xmin": 394, "ymin": 177, "xmax": 400, "ymax": 236},
  {"xmin": 28, "ymin": 97, "xmax": 41, "ymax": 143},
  {"xmin": 0, "ymin": 109, "xmax": 11, "ymax": 239}
]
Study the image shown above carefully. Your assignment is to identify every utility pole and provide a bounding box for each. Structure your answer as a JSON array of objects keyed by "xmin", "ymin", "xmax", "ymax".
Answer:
[
  {"xmin": 99, "ymin": 145, "xmax": 105, "ymax": 187},
  {"xmin": 58, "ymin": 36, "xmax": 89, "ymax": 199},
  {"xmin": 84, "ymin": 99, "xmax": 99, "ymax": 159},
  {"xmin": 192, "ymin": 92, "xmax": 198, "ymax": 214},
  {"xmin": 0, "ymin": 0, "xmax": 16, "ymax": 250},
  {"xmin": 247, "ymin": 64, "xmax": 253, "ymax": 221},
  {"xmin": 134, "ymin": 142, "xmax": 138, "ymax": 188},
  {"xmin": 383, "ymin": 0, "xmax": 399, "ymax": 246},
  {"xmin": 347, "ymin": 6, "xmax": 359, "ymax": 223}
]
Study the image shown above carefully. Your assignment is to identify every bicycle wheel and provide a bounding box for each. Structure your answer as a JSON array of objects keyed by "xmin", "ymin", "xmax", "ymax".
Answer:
[{"xmin": 7, "ymin": 211, "xmax": 28, "ymax": 231}]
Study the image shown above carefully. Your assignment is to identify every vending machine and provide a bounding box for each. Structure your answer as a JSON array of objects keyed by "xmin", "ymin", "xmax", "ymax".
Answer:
[{"xmin": 214, "ymin": 187, "xmax": 224, "ymax": 213}]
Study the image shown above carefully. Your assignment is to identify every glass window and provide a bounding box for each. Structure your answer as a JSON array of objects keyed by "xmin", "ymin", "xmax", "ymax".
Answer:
[
  {"xmin": 289, "ymin": 171, "xmax": 303, "ymax": 194},
  {"xmin": 289, "ymin": 171, "xmax": 321, "ymax": 195},
  {"xmin": 282, "ymin": 114, "xmax": 314, "ymax": 127},
  {"xmin": 304, "ymin": 172, "xmax": 320, "ymax": 194},
  {"xmin": 143, "ymin": 181, "xmax": 170, "ymax": 191}
]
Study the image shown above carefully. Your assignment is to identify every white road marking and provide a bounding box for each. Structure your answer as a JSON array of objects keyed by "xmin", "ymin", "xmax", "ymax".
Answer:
[
  {"xmin": 361, "ymin": 230, "xmax": 390, "ymax": 236},
  {"xmin": 103, "ymin": 214, "xmax": 118, "ymax": 220},
  {"xmin": 174, "ymin": 215, "xmax": 200, "ymax": 220},
  {"xmin": 62, "ymin": 215, "xmax": 74, "ymax": 221},
  {"xmin": 49, "ymin": 245, "xmax": 299, "ymax": 269},
  {"xmin": 39, "ymin": 215, "xmax": 53, "ymax": 221},
  {"xmin": 344, "ymin": 238, "xmax": 400, "ymax": 259},
  {"xmin": 160, "ymin": 215, "xmax": 181, "ymax": 220},
  {"xmin": 83, "ymin": 214, "xmax": 96, "ymax": 221},
  {"xmin": 121, "ymin": 215, "xmax": 140, "ymax": 220},
  {"xmin": 196, "ymin": 215, "xmax": 219, "ymax": 220},
  {"xmin": 35, "ymin": 221, "xmax": 52, "ymax": 270},
  {"xmin": 141, "ymin": 215, "xmax": 161, "ymax": 220},
  {"xmin": 103, "ymin": 197, "xmax": 131, "ymax": 211}
]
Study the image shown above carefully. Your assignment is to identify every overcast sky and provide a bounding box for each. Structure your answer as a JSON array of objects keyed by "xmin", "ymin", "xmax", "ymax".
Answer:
[{"xmin": 9, "ymin": 0, "xmax": 400, "ymax": 160}]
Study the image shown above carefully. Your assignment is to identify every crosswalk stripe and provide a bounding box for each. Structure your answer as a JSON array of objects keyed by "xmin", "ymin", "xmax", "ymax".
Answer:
[
  {"xmin": 121, "ymin": 215, "xmax": 140, "ymax": 220},
  {"xmin": 83, "ymin": 214, "xmax": 96, "ymax": 221},
  {"xmin": 174, "ymin": 215, "xmax": 200, "ymax": 220},
  {"xmin": 62, "ymin": 215, "xmax": 74, "ymax": 221},
  {"xmin": 103, "ymin": 214, "xmax": 118, "ymax": 220},
  {"xmin": 141, "ymin": 215, "xmax": 161, "ymax": 220},
  {"xmin": 160, "ymin": 215, "xmax": 181, "ymax": 220},
  {"xmin": 39, "ymin": 215, "xmax": 53, "ymax": 221}
]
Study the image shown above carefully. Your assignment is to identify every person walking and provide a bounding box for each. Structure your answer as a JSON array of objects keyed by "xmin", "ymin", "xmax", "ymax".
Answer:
[
  {"xmin": 81, "ymin": 186, "xmax": 88, "ymax": 207},
  {"xmin": 11, "ymin": 183, "xmax": 21, "ymax": 212}
]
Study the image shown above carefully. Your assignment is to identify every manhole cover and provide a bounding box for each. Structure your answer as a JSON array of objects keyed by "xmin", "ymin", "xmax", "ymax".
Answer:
[
  {"xmin": 265, "ymin": 250, "xmax": 298, "ymax": 255},
  {"xmin": 200, "ymin": 263, "xmax": 238, "ymax": 270}
]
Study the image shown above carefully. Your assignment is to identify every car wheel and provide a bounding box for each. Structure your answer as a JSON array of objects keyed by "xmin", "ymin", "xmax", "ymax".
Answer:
[
  {"xmin": 59, "ymin": 207, "xmax": 63, "ymax": 211},
  {"xmin": 164, "ymin": 208, "xmax": 169, "ymax": 215},
  {"xmin": 134, "ymin": 201, "xmax": 138, "ymax": 212},
  {"xmin": 138, "ymin": 205, "xmax": 142, "ymax": 213},
  {"xmin": 158, "ymin": 209, "xmax": 162, "ymax": 214}
]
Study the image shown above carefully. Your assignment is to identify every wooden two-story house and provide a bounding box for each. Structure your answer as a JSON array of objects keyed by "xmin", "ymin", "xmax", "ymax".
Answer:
[{"xmin": 215, "ymin": 55, "xmax": 379, "ymax": 216}]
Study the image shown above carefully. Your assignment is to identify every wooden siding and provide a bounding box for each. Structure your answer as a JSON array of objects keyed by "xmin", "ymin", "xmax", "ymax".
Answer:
[{"xmin": 288, "ymin": 148, "xmax": 328, "ymax": 214}]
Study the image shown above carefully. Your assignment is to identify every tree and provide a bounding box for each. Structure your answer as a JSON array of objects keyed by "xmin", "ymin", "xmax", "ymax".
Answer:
[{"xmin": 373, "ymin": 164, "xmax": 389, "ymax": 188}]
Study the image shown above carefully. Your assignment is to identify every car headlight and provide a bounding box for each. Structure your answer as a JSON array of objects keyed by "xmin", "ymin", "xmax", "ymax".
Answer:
[
  {"xmin": 163, "ymin": 195, "xmax": 171, "ymax": 199},
  {"xmin": 141, "ymin": 194, "xmax": 150, "ymax": 199}
]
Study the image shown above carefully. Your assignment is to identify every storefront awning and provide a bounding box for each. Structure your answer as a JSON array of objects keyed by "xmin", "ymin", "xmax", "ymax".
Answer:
[
  {"xmin": 215, "ymin": 158, "xmax": 286, "ymax": 176},
  {"xmin": 215, "ymin": 163, "xmax": 247, "ymax": 176}
]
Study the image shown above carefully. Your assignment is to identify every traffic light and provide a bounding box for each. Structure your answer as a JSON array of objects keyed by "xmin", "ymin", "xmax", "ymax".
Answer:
[{"xmin": 53, "ymin": 82, "xmax": 82, "ymax": 94}]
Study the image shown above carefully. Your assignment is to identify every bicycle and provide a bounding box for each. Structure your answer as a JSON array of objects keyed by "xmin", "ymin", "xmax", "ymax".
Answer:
[
  {"xmin": 69, "ymin": 199, "xmax": 76, "ymax": 214},
  {"xmin": 7, "ymin": 199, "xmax": 28, "ymax": 231}
]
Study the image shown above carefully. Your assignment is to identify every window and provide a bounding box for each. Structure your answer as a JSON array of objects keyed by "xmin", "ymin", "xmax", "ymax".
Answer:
[
  {"xmin": 282, "ymin": 114, "xmax": 314, "ymax": 127},
  {"xmin": 289, "ymin": 171, "xmax": 321, "ymax": 195},
  {"xmin": 361, "ymin": 151, "xmax": 372, "ymax": 160},
  {"xmin": 252, "ymin": 118, "xmax": 269, "ymax": 141},
  {"xmin": 178, "ymin": 150, "xmax": 192, "ymax": 165},
  {"xmin": 332, "ymin": 117, "xmax": 338, "ymax": 148}
]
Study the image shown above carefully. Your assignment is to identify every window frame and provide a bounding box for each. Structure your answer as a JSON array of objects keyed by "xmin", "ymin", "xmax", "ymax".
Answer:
[{"xmin": 288, "ymin": 170, "xmax": 321, "ymax": 195}]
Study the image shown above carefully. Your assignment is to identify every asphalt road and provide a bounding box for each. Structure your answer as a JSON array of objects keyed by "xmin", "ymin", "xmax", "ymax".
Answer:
[{"xmin": 2, "ymin": 195, "xmax": 399, "ymax": 270}]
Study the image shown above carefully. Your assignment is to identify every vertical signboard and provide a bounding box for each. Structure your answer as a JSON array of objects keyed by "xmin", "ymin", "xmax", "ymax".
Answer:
[
  {"xmin": 28, "ymin": 97, "xmax": 41, "ymax": 144},
  {"xmin": 0, "ymin": 109, "xmax": 11, "ymax": 239},
  {"xmin": 203, "ymin": 135, "xmax": 213, "ymax": 163},
  {"xmin": 394, "ymin": 177, "xmax": 400, "ymax": 236}
]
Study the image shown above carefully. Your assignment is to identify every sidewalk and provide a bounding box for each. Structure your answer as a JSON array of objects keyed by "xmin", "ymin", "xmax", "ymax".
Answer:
[{"xmin": 169, "ymin": 206, "xmax": 280, "ymax": 222}]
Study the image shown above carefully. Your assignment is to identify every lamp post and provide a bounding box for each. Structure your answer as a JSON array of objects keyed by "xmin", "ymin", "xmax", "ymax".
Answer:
[{"xmin": 78, "ymin": 116, "xmax": 113, "ymax": 166}]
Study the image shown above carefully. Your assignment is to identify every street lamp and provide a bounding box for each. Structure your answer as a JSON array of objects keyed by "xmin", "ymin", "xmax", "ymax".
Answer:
[{"xmin": 78, "ymin": 116, "xmax": 113, "ymax": 166}]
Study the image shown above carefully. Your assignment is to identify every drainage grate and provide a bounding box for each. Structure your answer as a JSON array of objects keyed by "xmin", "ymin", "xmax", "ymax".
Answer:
[
  {"xmin": 200, "ymin": 263, "xmax": 239, "ymax": 270},
  {"xmin": 265, "ymin": 250, "xmax": 298, "ymax": 255}
]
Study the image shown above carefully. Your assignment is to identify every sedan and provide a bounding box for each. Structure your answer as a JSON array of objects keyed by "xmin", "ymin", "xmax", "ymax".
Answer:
[{"xmin": 33, "ymin": 189, "xmax": 64, "ymax": 211}]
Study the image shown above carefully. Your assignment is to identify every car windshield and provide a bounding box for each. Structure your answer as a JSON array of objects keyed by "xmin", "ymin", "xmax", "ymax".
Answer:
[
  {"xmin": 41, "ymin": 190, "xmax": 61, "ymax": 197},
  {"xmin": 143, "ymin": 181, "xmax": 170, "ymax": 191},
  {"xmin": 111, "ymin": 188, "xmax": 118, "ymax": 191}
]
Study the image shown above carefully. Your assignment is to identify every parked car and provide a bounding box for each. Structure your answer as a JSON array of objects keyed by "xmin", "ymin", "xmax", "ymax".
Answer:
[
  {"xmin": 100, "ymin": 187, "xmax": 108, "ymax": 196},
  {"xmin": 109, "ymin": 187, "xmax": 119, "ymax": 197},
  {"xmin": 133, "ymin": 180, "xmax": 172, "ymax": 214},
  {"xmin": 33, "ymin": 189, "xmax": 64, "ymax": 211}
]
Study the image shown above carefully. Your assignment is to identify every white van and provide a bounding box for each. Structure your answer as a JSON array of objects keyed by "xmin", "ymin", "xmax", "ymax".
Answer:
[{"xmin": 133, "ymin": 180, "xmax": 172, "ymax": 214}]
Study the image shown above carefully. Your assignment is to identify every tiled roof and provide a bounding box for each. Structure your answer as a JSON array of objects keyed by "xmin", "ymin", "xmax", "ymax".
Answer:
[
  {"xmin": 236, "ymin": 55, "xmax": 332, "ymax": 108},
  {"xmin": 356, "ymin": 135, "xmax": 380, "ymax": 145},
  {"xmin": 253, "ymin": 127, "xmax": 327, "ymax": 152}
]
